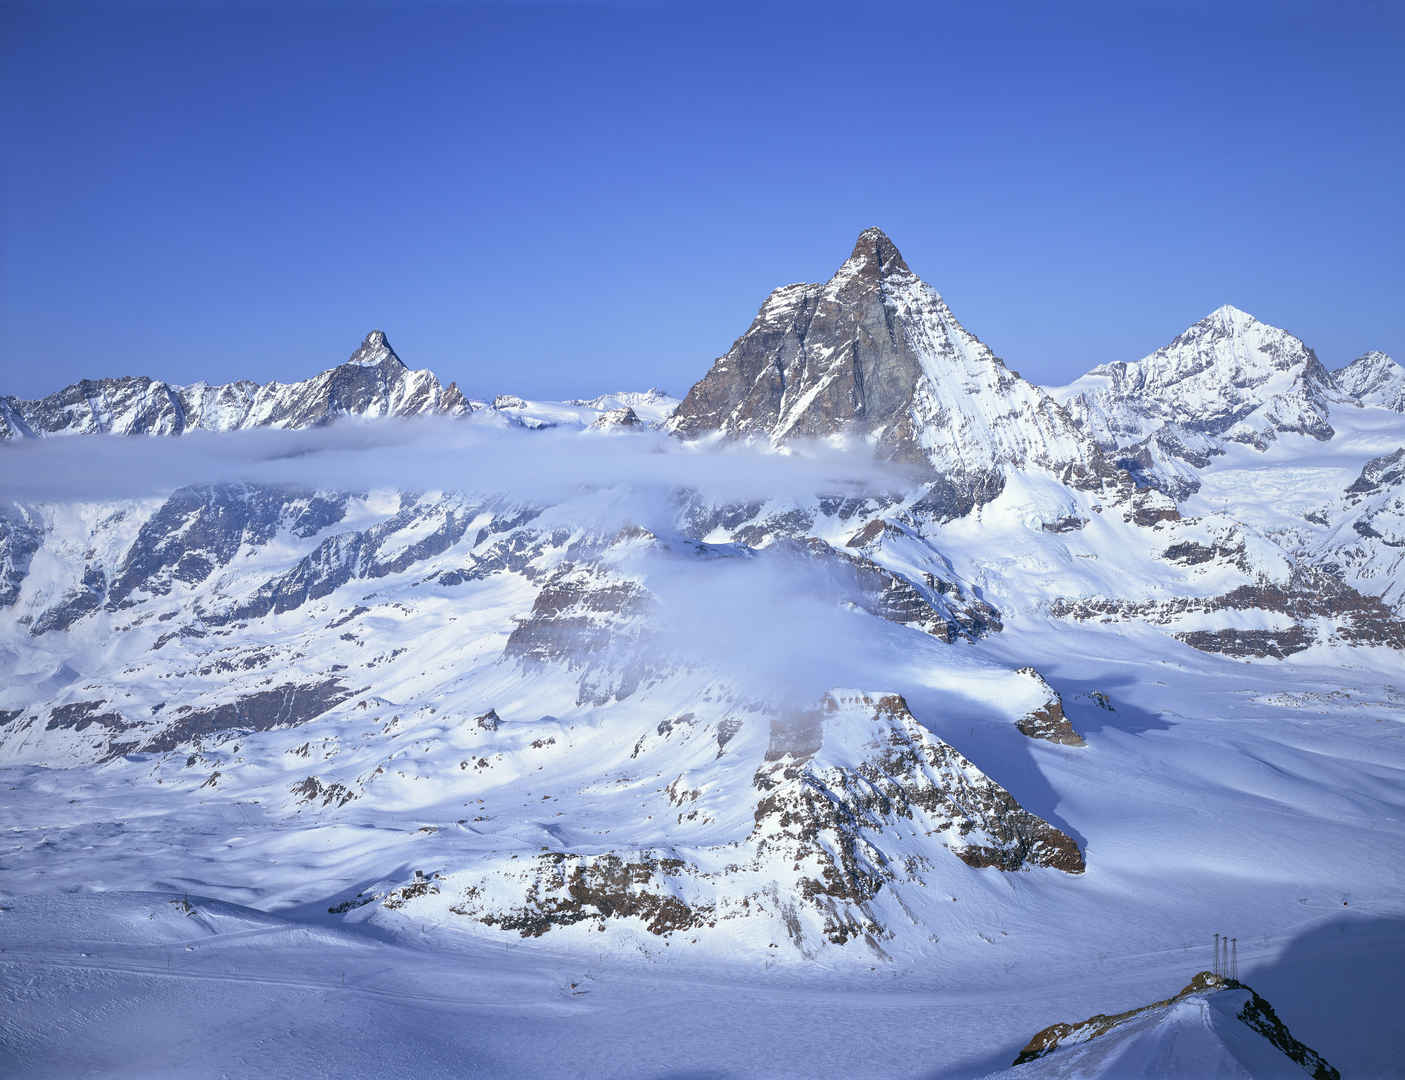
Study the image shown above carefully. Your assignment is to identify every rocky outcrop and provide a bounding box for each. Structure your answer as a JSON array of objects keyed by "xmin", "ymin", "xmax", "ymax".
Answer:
[
  {"xmin": 45, "ymin": 701, "xmax": 128, "ymax": 734},
  {"xmin": 588, "ymin": 406, "xmax": 642, "ymax": 431},
  {"xmin": 211, "ymin": 495, "xmax": 489, "ymax": 624},
  {"xmin": 774, "ymin": 534, "xmax": 1001, "ymax": 643},
  {"xmin": 1177, "ymin": 626, "xmax": 1315, "ymax": 659},
  {"xmin": 1307, "ymin": 447, "xmax": 1405, "ymax": 613},
  {"xmin": 753, "ymin": 693, "xmax": 1083, "ymax": 880},
  {"xmin": 135, "ymin": 679, "xmax": 359, "ymax": 756},
  {"xmin": 1013, "ymin": 668, "xmax": 1085, "ymax": 746},
  {"xmin": 1051, "ymin": 565, "xmax": 1405, "ymax": 655},
  {"xmin": 30, "ymin": 567, "xmax": 106, "ymax": 635},
  {"xmin": 1345, "ymin": 446, "xmax": 1405, "ymax": 499},
  {"xmin": 105, "ymin": 485, "xmax": 347, "ymax": 611},
  {"xmin": 435, "ymin": 692, "xmax": 1082, "ymax": 949},
  {"xmin": 1013, "ymin": 971, "xmax": 1339, "ymax": 1079},
  {"xmin": 0, "ymin": 504, "xmax": 43, "ymax": 607},
  {"xmin": 290, "ymin": 775, "xmax": 358, "ymax": 808},
  {"xmin": 454, "ymin": 851, "xmax": 709, "ymax": 938}
]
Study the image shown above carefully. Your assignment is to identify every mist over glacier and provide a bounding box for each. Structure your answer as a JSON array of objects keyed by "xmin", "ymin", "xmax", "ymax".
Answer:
[
  {"xmin": 2, "ymin": 228, "xmax": 1402, "ymax": 1080},
  {"xmin": 0, "ymin": 414, "xmax": 915, "ymax": 507}
]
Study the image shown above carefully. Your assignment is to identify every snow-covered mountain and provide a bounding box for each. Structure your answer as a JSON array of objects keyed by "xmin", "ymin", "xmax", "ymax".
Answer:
[
  {"xmin": 670, "ymin": 228, "xmax": 1103, "ymax": 488},
  {"xmin": 988, "ymin": 972, "xmax": 1339, "ymax": 1079},
  {"xmin": 0, "ymin": 330, "xmax": 471, "ymax": 438},
  {"xmin": 1054, "ymin": 304, "xmax": 1338, "ymax": 450},
  {"xmin": 484, "ymin": 387, "xmax": 679, "ymax": 431},
  {"xmin": 1333, "ymin": 349, "xmax": 1405, "ymax": 411},
  {"xmin": 1048, "ymin": 304, "xmax": 1344, "ymax": 499},
  {"xmin": 1, "ymin": 227, "xmax": 1401, "ymax": 1077},
  {"xmin": 1309, "ymin": 445, "xmax": 1405, "ymax": 611}
]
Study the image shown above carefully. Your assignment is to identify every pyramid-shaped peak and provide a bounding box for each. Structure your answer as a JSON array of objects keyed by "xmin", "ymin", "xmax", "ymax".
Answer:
[
  {"xmin": 1203, "ymin": 303, "xmax": 1257, "ymax": 324},
  {"xmin": 845, "ymin": 227, "xmax": 909, "ymax": 277},
  {"xmin": 346, "ymin": 329, "xmax": 404, "ymax": 368},
  {"xmin": 1179, "ymin": 304, "xmax": 1300, "ymax": 346}
]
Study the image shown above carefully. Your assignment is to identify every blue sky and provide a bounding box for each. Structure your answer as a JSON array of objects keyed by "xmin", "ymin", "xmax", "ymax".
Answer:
[{"xmin": 3, "ymin": 1, "xmax": 1402, "ymax": 400}]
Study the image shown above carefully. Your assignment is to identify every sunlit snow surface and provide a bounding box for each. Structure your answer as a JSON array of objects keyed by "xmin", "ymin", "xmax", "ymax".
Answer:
[
  {"xmin": 2, "ymin": 633, "xmax": 1401, "ymax": 1077},
  {"xmin": 1, "ymin": 410, "xmax": 1403, "ymax": 1077}
]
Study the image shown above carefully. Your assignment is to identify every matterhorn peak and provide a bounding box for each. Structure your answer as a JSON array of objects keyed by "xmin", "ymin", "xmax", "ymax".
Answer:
[
  {"xmin": 842, "ymin": 226, "xmax": 910, "ymax": 279},
  {"xmin": 669, "ymin": 225, "xmax": 1096, "ymax": 480}
]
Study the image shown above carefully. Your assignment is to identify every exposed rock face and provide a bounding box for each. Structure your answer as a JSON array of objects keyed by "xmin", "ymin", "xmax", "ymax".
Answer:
[
  {"xmin": 1013, "ymin": 668, "xmax": 1085, "ymax": 746},
  {"xmin": 1163, "ymin": 533, "xmax": 1251, "ymax": 570},
  {"xmin": 1176, "ymin": 626, "xmax": 1315, "ymax": 659},
  {"xmin": 0, "ymin": 330, "xmax": 470, "ymax": 440},
  {"xmin": 0, "ymin": 505, "xmax": 43, "ymax": 607},
  {"xmin": 138, "ymin": 680, "xmax": 360, "ymax": 756},
  {"xmin": 1012, "ymin": 971, "xmax": 1339, "ymax": 1079},
  {"xmin": 1050, "ymin": 565, "xmax": 1405, "ymax": 656},
  {"xmin": 31, "ymin": 567, "xmax": 106, "ymax": 635},
  {"xmin": 669, "ymin": 228, "xmax": 1101, "ymax": 487},
  {"xmin": 21, "ymin": 678, "xmax": 359, "ymax": 762},
  {"xmin": 587, "ymin": 406, "xmax": 643, "ymax": 431},
  {"xmin": 503, "ymin": 560, "xmax": 656, "ymax": 706},
  {"xmin": 438, "ymin": 692, "xmax": 1082, "ymax": 950},
  {"xmin": 775, "ymin": 534, "xmax": 1001, "ymax": 643},
  {"xmin": 45, "ymin": 700, "xmax": 127, "ymax": 734},
  {"xmin": 291, "ymin": 775, "xmax": 358, "ymax": 808},
  {"xmin": 1310, "ymin": 447, "xmax": 1405, "ymax": 612},
  {"xmin": 1125, "ymin": 487, "xmax": 1181, "ymax": 527},
  {"xmin": 213, "ymin": 495, "xmax": 476, "ymax": 624},
  {"xmin": 108, "ymin": 484, "xmax": 348, "ymax": 610},
  {"xmin": 1345, "ymin": 445, "xmax": 1405, "ymax": 499},
  {"xmin": 749, "ymin": 693, "xmax": 1083, "ymax": 945},
  {"xmin": 455, "ymin": 851, "xmax": 708, "ymax": 938},
  {"xmin": 1334, "ymin": 350, "xmax": 1404, "ymax": 411}
]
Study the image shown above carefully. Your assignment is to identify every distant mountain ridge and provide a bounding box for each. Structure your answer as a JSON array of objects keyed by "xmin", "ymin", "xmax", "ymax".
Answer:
[
  {"xmin": 1334, "ymin": 349, "xmax": 1405, "ymax": 412},
  {"xmin": 1054, "ymin": 303, "xmax": 1339, "ymax": 448},
  {"xmin": 0, "ymin": 330, "xmax": 470, "ymax": 439},
  {"xmin": 1, "ymin": 226, "xmax": 1402, "ymax": 982}
]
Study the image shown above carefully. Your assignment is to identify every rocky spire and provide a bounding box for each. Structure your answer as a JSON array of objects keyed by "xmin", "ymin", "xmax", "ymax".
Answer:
[
  {"xmin": 842, "ymin": 226, "xmax": 910, "ymax": 279},
  {"xmin": 346, "ymin": 329, "xmax": 405, "ymax": 369}
]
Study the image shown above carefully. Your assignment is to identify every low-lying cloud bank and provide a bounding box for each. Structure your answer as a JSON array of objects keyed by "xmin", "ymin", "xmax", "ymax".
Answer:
[{"xmin": 1, "ymin": 415, "xmax": 918, "ymax": 506}]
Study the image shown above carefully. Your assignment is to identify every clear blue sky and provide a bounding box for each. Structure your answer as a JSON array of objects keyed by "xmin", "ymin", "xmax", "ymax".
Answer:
[{"xmin": 3, "ymin": 1, "xmax": 1402, "ymax": 401}]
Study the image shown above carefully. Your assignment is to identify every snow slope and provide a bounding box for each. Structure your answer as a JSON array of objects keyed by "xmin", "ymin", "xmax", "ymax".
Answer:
[{"xmin": 1, "ymin": 228, "xmax": 1402, "ymax": 1077}]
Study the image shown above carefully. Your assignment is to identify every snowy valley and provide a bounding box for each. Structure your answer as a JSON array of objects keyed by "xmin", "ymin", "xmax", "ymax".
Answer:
[{"xmin": 1, "ymin": 229, "xmax": 1402, "ymax": 1078}]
